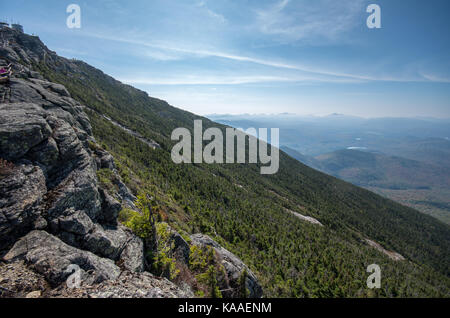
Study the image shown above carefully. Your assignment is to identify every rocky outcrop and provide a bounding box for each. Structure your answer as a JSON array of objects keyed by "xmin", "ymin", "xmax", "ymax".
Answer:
[
  {"xmin": 0, "ymin": 27, "xmax": 261, "ymax": 298},
  {"xmin": 285, "ymin": 208, "xmax": 323, "ymax": 226},
  {"xmin": 0, "ymin": 161, "xmax": 47, "ymax": 246},
  {"xmin": 190, "ymin": 234, "xmax": 263, "ymax": 298},
  {"xmin": 0, "ymin": 247, "xmax": 188, "ymax": 299},
  {"xmin": 0, "ymin": 102, "xmax": 52, "ymax": 161},
  {"xmin": 168, "ymin": 227, "xmax": 191, "ymax": 265},
  {"xmin": 364, "ymin": 239, "xmax": 405, "ymax": 262},
  {"xmin": 0, "ymin": 28, "xmax": 188, "ymax": 298},
  {"xmin": 47, "ymin": 270, "xmax": 193, "ymax": 298},
  {"xmin": 3, "ymin": 231, "xmax": 121, "ymax": 286}
]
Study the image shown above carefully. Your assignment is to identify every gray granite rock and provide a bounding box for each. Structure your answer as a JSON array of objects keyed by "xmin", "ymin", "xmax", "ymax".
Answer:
[
  {"xmin": 0, "ymin": 103, "xmax": 52, "ymax": 160},
  {"xmin": 0, "ymin": 162, "xmax": 47, "ymax": 247},
  {"xmin": 99, "ymin": 188, "xmax": 121, "ymax": 225},
  {"xmin": 190, "ymin": 234, "xmax": 263, "ymax": 298},
  {"xmin": 119, "ymin": 229, "xmax": 145, "ymax": 273},
  {"xmin": 58, "ymin": 209, "xmax": 95, "ymax": 236},
  {"xmin": 3, "ymin": 230, "xmax": 121, "ymax": 286}
]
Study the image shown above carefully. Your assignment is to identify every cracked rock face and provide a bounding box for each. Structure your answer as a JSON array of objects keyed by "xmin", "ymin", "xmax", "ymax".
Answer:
[
  {"xmin": 47, "ymin": 270, "xmax": 193, "ymax": 298},
  {"xmin": 0, "ymin": 74, "xmax": 152, "ymax": 295},
  {"xmin": 0, "ymin": 161, "xmax": 47, "ymax": 247},
  {"xmin": 0, "ymin": 103, "xmax": 52, "ymax": 161},
  {"xmin": 0, "ymin": 28, "xmax": 176, "ymax": 297},
  {"xmin": 3, "ymin": 231, "xmax": 121, "ymax": 286}
]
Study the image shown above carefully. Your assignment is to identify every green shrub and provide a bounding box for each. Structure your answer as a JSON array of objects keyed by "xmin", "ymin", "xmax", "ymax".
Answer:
[
  {"xmin": 195, "ymin": 290, "xmax": 205, "ymax": 298},
  {"xmin": 96, "ymin": 168, "xmax": 116, "ymax": 192},
  {"xmin": 189, "ymin": 245, "xmax": 215, "ymax": 272},
  {"xmin": 123, "ymin": 194, "xmax": 179, "ymax": 280},
  {"xmin": 88, "ymin": 140, "xmax": 100, "ymax": 151},
  {"xmin": 124, "ymin": 194, "xmax": 155, "ymax": 239},
  {"xmin": 118, "ymin": 208, "xmax": 138, "ymax": 224},
  {"xmin": 152, "ymin": 222, "xmax": 180, "ymax": 280},
  {"xmin": 196, "ymin": 265, "xmax": 222, "ymax": 298},
  {"xmin": 239, "ymin": 269, "xmax": 250, "ymax": 298},
  {"xmin": 188, "ymin": 244, "xmax": 226, "ymax": 298}
]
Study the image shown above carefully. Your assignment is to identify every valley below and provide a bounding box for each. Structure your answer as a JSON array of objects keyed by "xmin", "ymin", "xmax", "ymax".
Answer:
[{"xmin": 210, "ymin": 114, "xmax": 450, "ymax": 225}]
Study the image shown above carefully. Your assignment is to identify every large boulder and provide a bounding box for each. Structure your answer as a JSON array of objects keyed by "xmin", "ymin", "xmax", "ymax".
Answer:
[
  {"xmin": 94, "ymin": 148, "xmax": 116, "ymax": 171},
  {"xmin": 57, "ymin": 209, "xmax": 95, "ymax": 236},
  {"xmin": 190, "ymin": 234, "xmax": 263, "ymax": 298},
  {"xmin": 83, "ymin": 224, "xmax": 129, "ymax": 260},
  {"xmin": 45, "ymin": 168, "xmax": 102, "ymax": 222},
  {"xmin": 83, "ymin": 224, "xmax": 144, "ymax": 272},
  {"xmin": 47, "ymin": 207, "xmax": 144, "ymax": 273},
  {"xmin": 118, "ymin": 231, "xmax": 145, "ymax": 273},
  {"xmin": 0, "ymin": 103, "xmax": 52, "ymax": 160},
  {"xmin": 169, "ymin": 229, "xmax": 191, "ymax": 265},
  {"xmin": 3, "ymin": 230, "xmax": 121, "ymax": 286}
]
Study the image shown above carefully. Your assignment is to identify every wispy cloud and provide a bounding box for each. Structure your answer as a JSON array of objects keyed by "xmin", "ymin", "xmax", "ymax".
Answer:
[
  {"xmin": 196, "ymin": 0, "xmax": 227, "ymax": 24},
  {"xmin": 119, "ymin": 74, "xmax": 362, "ymax": 86},
  {"xmin": 4, "ymin": 0, "xmax": 450, "ymax": 117},
  {"xmin": 254, "ymin": 0, "xmax": 366, "ymax": 43},
  {"xmin": 84, "ymin": 31, "xmax": 440, "ymax": 83},
  {"xmin": 142, "ymin": 49, "xmax": 184, "ymax": 61},
  {"xmin": 420, "ymin": 73, "xmax": 450, "ymax": 83}
]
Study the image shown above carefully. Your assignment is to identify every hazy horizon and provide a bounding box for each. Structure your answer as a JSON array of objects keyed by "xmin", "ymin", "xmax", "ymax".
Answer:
[{"xmin": 206, "ymin": 112, "xmax": 450, "ymax": 120}]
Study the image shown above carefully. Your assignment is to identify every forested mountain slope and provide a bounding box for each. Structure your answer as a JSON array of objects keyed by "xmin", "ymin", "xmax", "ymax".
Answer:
[
  {"xmin": 6, "ymin": 29, "xmax": 450, "ymax": 297},
  {"xmin": 282, "ymin": 147, "xmax": 450, "ymax": 225}
]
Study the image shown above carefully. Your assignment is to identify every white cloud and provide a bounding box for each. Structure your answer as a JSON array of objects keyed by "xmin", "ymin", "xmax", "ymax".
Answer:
[
  {"xmin": 82, "ymin": 30, "xmax": 449, "ymax": 84},
  {"xmin": 142, "ymin": 49, "xmax": 183, "ymax": 61},
  {"xmin": 420, "ymin": 73, "xmax": 450, "ymax": 83},
  {"xmin": 254, "ymin": 0, "xmax": 366, "ymax": 43},
  {"xmin": 196, "ymin": 0, "xmax": 227, "ymax": 24},
  {"xmin": 118, "ymin": 74, "xmax": 361, "ymax": 86}
]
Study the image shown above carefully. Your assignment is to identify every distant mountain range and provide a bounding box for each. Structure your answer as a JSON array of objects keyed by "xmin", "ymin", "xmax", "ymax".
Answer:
[
  {"xmin": 208, "ymin": 114, "xmax": 450, "ymax": 157},
  {"xmin": 282, "ymin": 147, "xmax": 450, "ymax": 224},
  {"xmin": 209, "ymin": 114, "xmax": 450, "ymax": 224}
]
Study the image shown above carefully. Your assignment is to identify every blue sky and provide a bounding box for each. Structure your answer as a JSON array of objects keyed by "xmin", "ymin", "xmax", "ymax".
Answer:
[{"xmin": 3, "ymin": 0, "xmax": 450, "ymax": 117}]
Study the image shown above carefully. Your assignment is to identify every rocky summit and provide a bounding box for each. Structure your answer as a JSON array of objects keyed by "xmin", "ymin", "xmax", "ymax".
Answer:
[{"xmin": 0, "ymin": 27, "xmax": 262, "ymax": 298}]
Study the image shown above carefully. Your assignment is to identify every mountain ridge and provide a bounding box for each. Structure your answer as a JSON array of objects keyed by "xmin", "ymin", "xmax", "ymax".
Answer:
[
  {"xmin": 0, "ymin": 27, "xmax": 261, "ymax": 298},
  {"xmin": 1, "ymin": 27, "xmax": 449, "ymax": 297}
]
